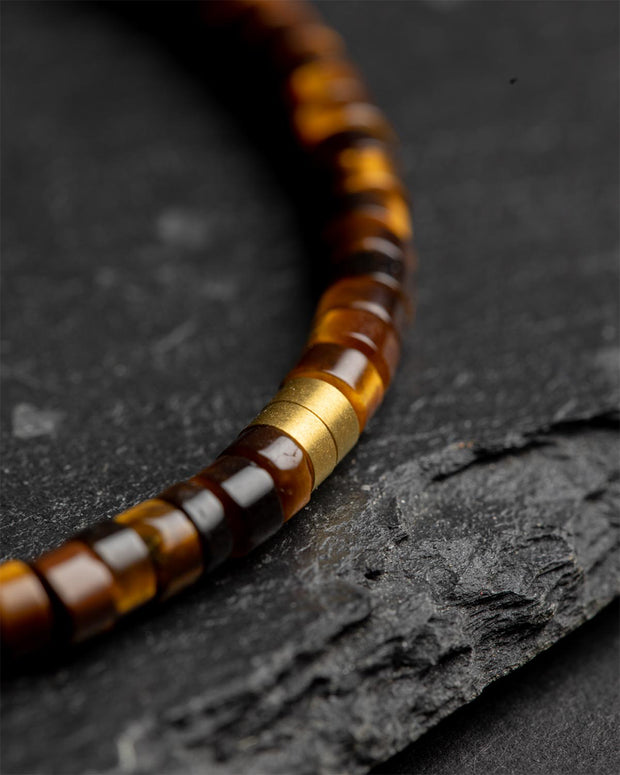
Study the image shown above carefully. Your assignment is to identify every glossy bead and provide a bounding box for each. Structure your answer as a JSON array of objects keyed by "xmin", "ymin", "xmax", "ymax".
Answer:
[
  {"xmin": 293, "ymin": 102, "xmax": 394, "ymax": 151},
  {"xmin": 33, "ymin": 541, "xmax": 118, "ymax": 643},
  {"xmin": 0, "ymin": 560, "xmax": 54, "ymax": 657},
  {"xmin": 222, "ymin": 425, "xmax": 313, "ymax": 519},
  {"xmin": 332, "ymin": 142, "xmax": 402, "ymax": 196},
  {"xmin": 315, "ymin": 275, "xmax": 411, "ymax": 334},
  {"xmin": 158, "ymin": 480, "xmax": 234, "ymax": 571},
  {"xmin": 325, "ymin": 209, "xmax": 404, "ymax": 256},
  {"xmin": 286, "ymin": 342, "xmax": 385, "ymax": 429},
  {"xmin": 77, "ymin": 521, "xmax": 156, "ymax": 615},
  {"xmin": 193, "ymin": 456, "xmax": 284, "ymax": 556},
  {"xmin": 309, "ymin": 308, "xmax": 400, "ymax": 388},
  {"xmin": 286, "ymin": 59, "xmax": 366, "ymax": 106},
  {"xmin": 331, "ymin": 238, "xmax": 412, "ymax": 291},
  {"xmin": 115, "ymin": 499, "xmax": 203, "ymax": 599}
]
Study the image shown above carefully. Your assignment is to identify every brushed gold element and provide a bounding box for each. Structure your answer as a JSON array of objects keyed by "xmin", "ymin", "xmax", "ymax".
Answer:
[
  {"xmin": 249, "ymin": 376, "xmax": 360, "ymax": 487},
  {"xmin": 276, "ymin": 377, "xmax": 360, "ymax": 458}
]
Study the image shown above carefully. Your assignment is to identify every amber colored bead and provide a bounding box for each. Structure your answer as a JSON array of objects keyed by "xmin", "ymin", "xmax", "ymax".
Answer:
[
  {"xmin": 286, "ymin": 342, "xmax": 385, "ymax": 429},
  {"xmin": 158, "ymin": 480, "xmax": 234, "ymax": 571},
  {"xmin": 315, "ymin": 275, "xmax": 411, "ymax": 334},
  {"xmin": 0, "ymin": 560, "xmax": 54, "ymax": 657},
  {"xmin": 331, "ymin": 236, "xmax": 414, "ymax": 297},
  {"xmin": 309, "ymin": 308, "xmax": 400, "ymax": 388},
  {"xmin": 33, "ymin": 541, "xmax": 118, "ymax": 643},
  {"xmin": 324, "ymin": 209, "xmax": 404, "ymax": 257},
  {"xmin": 222, "ymin": 425, "xmax": 313, "ymax": 520},
  {"xmin": 332, "ymin": 142, "xmax": 403, "ymax": 197},
  {"xmin": 115, "ymin": 499, "xmax": 203, "ymax": 599},
  {"xmin": 193, "ymin": 455, "xmax": 284, "ymax": 556},
  {"xmin": 286, "ymin": 59, "xmax": 366, "ymax": 106},
  {"xmin": 293, "ymin": 102, "xmax": 394, "ymax": 151},
  {"xmin": 242, "ymin": 0, "xmax": 319, "ymax": 43},
  {"xmin": 77, "ymin": 521, "xmax": 156, "ymax": 615}
]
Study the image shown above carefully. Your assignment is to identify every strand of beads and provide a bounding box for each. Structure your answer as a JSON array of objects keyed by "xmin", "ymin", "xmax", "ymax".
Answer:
[{"xmin": 0, "ymin": 0, "xmax": 415, "ymax": 661}]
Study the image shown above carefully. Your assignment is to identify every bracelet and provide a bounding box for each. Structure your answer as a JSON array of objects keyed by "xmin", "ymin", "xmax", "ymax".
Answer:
[{"xmin": 0, "ymin": 0, "xmax": 416, "ymax": 661}]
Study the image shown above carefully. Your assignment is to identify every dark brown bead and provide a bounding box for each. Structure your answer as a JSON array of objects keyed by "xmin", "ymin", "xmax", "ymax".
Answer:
[
  {"xmin": 193, "ymin": 455, "xmax": 284, "ymax": 556},
  {"xmin": 115, "ymin": 500, "xmax": 203, "ymax": 599},
  {"xmin": 270, "ymin": 23, "xmax": 345, "ymax": 72},
  {"xmin": 77, "ymin": 521, "xmax": 157, "ymax": 614},
  {"xmin": 315, "ymin": 275, "xmax": 411, "ymax": 333},
  {"xmin": 33, "ymin": 541, "xmax": 119, "ymax": 643},
  {"xmin": 0, "ymin": 560, "xmax": 54, "ymax": 657},
  {"xmin": 309, "ymin": 308, "xmax": 400, "ymax": 388},
  {"xmin": 158, "ymin": 480, "xmax": 234, "ymax": 571},
  {"xmin": 286, "ymin": 342, "xmax": 385, "ymax": 429},
  {"xmin": 324, "ymin": 209, "xmax": 404, "ymax": 254},
  {"xmin": 222, "ymin": 425, "xmax": 313, "ymax": 520},
  {"xmin": 332, "ymin": 242, "xmax": 410, "ymax": 288}
]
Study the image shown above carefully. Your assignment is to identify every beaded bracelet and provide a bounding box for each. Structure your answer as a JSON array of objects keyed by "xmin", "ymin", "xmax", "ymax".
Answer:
[{"xmin": 0, "ymin": 0, "xmax": 415, "ymax": 661}]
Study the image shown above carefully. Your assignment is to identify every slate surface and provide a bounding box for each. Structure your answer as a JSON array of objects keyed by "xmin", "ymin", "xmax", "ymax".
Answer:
[{"xmin": 1, "ymin": 1, "xmax": 618, "ymax": 774}]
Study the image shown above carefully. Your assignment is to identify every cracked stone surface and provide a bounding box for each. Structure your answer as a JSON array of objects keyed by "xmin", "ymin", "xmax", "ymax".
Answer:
[{"xmin": 1, "ymin": 2, "xmax": 618, "ymax": 774}]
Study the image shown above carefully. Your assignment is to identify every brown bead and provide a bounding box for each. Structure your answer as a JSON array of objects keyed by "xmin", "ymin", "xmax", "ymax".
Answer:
[
  {"xmin": 33, "ymin": 541, "xmax": 118, "ymax": 643},
  {"xmin": 158, "ymin": 480, "xmax": 234, "ymax": 571},
  {"xmin": 286, "ymin": 343, "xmax": 385, "ymax": 429},
  {"xmin": 115, "ymin": 499, "xmax": 203, "ymax": 599},
  {"xmin": 286, "ymin": 59, "xmax": 366, "ymax": 106},
  {"xmin": 77, "ymin": 521, "xmax": 157, "ymax": 615},
  {"xmin": 309, "ymin": 308, "xmax": 400, "ymax": 388},
  {"xmin": 324, "ymin": 209, "xmax": 404, "ymax": 256},
  {"xmin": 0, "ymin": 560, "xmax": 54, "ymax": 657},
  {"xmin": 293, "ymin": 102, "xmax": 394, "ymax": 151},
  {"xmin": 331, "ymin": 237, "xmax": 412, "ymax": 291},
  {"xmin": 193, "ymin": 455, "xmax": 284, "ymax": 556},
  {"xmin": 315, "ymin": 275, "xmax": 411, "ymax": 333},
  {"xmin": 222, "ymin": 425, "xmax": 313, "ymax": 520},
  {"xmin": 241, "ymin": 0, "xmax": 320, "ymax": 43},
  {"xmin": 332, "ymin": 142, "xmax": 402, "ymax": 196},
  {"xmin": 271, "ymin": 23, "xmax": 345, "ymax": 72}
]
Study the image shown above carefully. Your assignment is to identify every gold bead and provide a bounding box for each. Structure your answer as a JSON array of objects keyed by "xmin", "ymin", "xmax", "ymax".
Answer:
[
  {"xmin": 249, "ymin": 377, "xmax": 360, "ymax": 488},
  {"xmin": 277, "ymin": 377, "xmax": 360, "ymax": 458}
]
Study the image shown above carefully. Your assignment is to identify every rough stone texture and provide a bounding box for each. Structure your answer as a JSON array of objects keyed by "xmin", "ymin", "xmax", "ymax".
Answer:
[{"xmin": 1, "ymin": 1, "xmax": 618, "ymax": 774}]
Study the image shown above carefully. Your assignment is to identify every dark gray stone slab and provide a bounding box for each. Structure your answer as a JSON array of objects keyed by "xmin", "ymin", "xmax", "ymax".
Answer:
[{"xmin": 1, "ymin": 1, "xmax": 618, "ymax": 774}]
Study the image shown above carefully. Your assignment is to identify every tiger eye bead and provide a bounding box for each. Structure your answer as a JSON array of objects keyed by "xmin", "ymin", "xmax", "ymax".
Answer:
[
  {"xmin": 0, "ymin": 560, "xmax": 54, "ymax": 657},
  {"xmin": 193, "ymin": 456, "xmax": 284, "ymax": 556},
  {"xmin": 332, "ymin": 142, "xmax": 403, "ymax": 197},
  {"xmin": 287, "ymin": 343, "xmax": 385, "ymax": 429},
  {"xmin": 77, "ymin": 521, "xmax": 156, "ymax": 614},
  {"xmin": 222, "ymin": 426, "xmax": 313, "ymax": 520},
  {"xmin": 115, "ymin": 499, "xmax": 203, "ymax": 599},
  {"xmin": 325, "ymin": 209, "xmax": 404, "ymax": 255},
  {"xmin": 309, "ymin": 308, "xmax": 400, "ymax": 388},
  {"xmin": 293, "ymin": 102, "xmax": 394, "ymax": 151},
  {"xmin": 331, "ymin": 237, "xmax": 414, "ymax": 296},
  {"xmin": 316, "ymin": 276, "xmax": 411, "ymax": 333},
  {"xmin": 33, "ymin": 541, "xmax": 119, "ymax": 643},
  {"xmin": 158, "ymin": 480, "xmax": 234, "ymax": 571},
  {"xmin": 241, "ymin": 0, "xmax": 319, "ymax": 43},
  {"xmin": 286, "ymin": 59, "xmax": 366, "ymax": 106}
]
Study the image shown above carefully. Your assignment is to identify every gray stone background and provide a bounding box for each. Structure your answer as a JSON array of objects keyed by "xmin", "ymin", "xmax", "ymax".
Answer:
[{"xmin": 1, "ymin": 1, "xmax": 618, "ymax": 773}]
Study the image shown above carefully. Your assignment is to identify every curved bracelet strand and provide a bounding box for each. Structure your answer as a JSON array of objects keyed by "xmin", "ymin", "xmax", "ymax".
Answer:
[{"xmin": 0, "ymin": 0, "xmax": 416, "ymax": 661}]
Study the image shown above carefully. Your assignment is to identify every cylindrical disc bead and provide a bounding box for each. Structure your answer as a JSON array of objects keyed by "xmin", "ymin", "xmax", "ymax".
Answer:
[
  {"xmin": 221, "ymin": 425, "xmax": 314, "ymax": 520},
  {"xmin": 315, "ymin": 276, "xmax": 411, "ymax": 334},
  {"xmin": 285, "ymin": 59, "xmax": 367, "ymax": 106},
  {"xmin": 308, "ymin": 308, "xmax": 400, "ymax": 388},
  {"xmin": 0, "ymin": 560, "xmax": 54, "ymax": 657},
  {"xmin": 193, "ymin": 456, "xmax": 284, "ymax": 556},
  {"xmin": 32, "ymin": 541, "xmax": 119, "ymax": 643},
  {"xmin": 115, "ymin": 499, "xmax": 203, "ymax": 600},
  {"xmin": 76, "ymin": 521, "xmax": 157, "ymax": 615},
  {"xmin": 331, "ymin": 236, "xmax": 413, "ymax": 291},
  {"xmin": 293, "ymin": 102, "xmax": 394, "ymax": 151},
  {"xmin": 286, "ymin": 343, "xmax": 385, "ymax": 429},
  {"xmin": 157, "ymin": 480, "xmax": 234, "ymax": 572}
]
